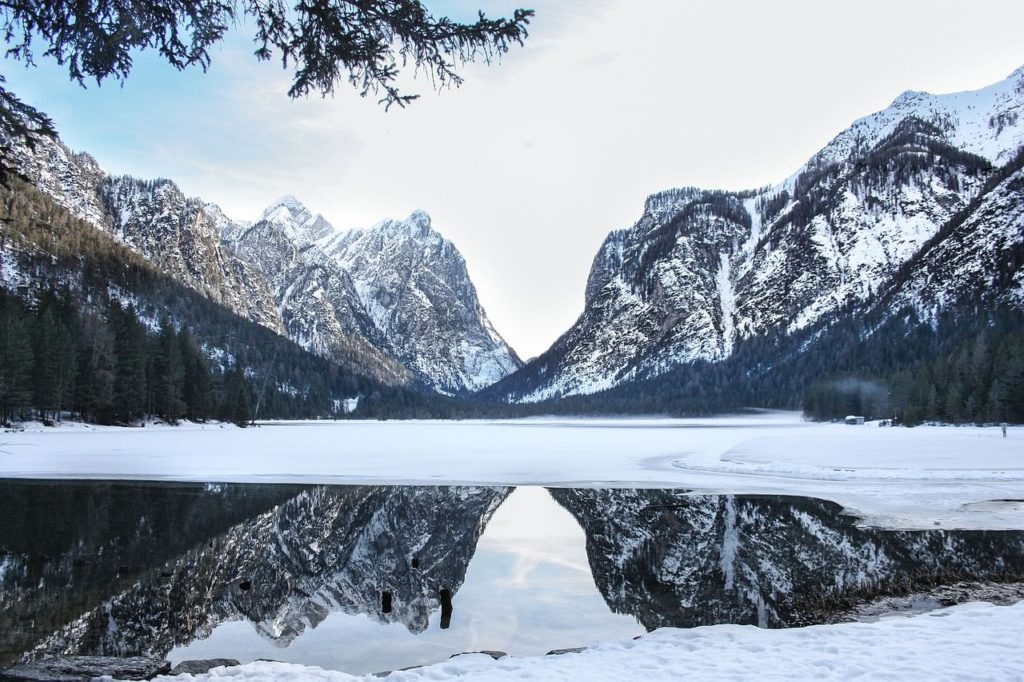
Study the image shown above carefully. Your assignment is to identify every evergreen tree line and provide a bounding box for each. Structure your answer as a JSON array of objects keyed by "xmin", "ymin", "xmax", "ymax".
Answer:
[
  {"xmin": 0, "ymin": 290, "xmax": 254, "ymax": 425},
  {"xmin": 801, "ymin": 310, "xmax": 1024, "ymax": 424},
  {"xmin": 502, "ymin": 305, "xmax": 1024, "ymax": 425},
  {"xmin": 0, "ymin": 284, "xmax": 479, "ymax": 424}
]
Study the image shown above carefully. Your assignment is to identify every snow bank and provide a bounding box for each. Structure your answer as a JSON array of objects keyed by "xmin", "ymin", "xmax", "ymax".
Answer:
[
  {"xmin": 144, "ymin": 602, "xmax": 1024, "ymax": 681},
  {"xmin": 3, "ymin": 412, "xmax": 1023, "ymax": 529}
]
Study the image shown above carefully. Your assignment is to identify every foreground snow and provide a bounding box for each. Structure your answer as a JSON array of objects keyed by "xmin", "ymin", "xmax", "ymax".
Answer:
[
  {"xmin": 3, "ymin": 412, "xmax": 1023, "ymax": 529},
  {"xmin": 144, "ymin": 602, "xmax": 1024, "ymax": 681}
]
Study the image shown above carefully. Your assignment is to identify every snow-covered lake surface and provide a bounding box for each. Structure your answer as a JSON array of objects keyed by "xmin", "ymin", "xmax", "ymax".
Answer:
[{"xmin": 2, "ymin": 411, "xmax": 1023, "ymax": 529}]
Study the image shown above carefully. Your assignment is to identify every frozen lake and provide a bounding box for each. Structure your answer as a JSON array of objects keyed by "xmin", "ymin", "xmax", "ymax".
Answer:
[
  {"xmin": 2, "ymin": 480, "xmax": 1023, "ymax": 675},
  {"xmin": 2, "ymin": 412, "xmax": 1023, "ymax": 529}
]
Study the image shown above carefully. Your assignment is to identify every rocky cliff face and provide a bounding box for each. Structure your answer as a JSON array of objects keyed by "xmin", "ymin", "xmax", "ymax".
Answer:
[
  {"xmin": 490, "ymin": 67, "xmax": 1024, "ymax": 402},
  {"xmin": 8, "ymin": 134, "xmax": 520, "ymax": 392},
  {"xmin": 877, "ymin": 151, "xmax": 1024, "ymax": 314},
  {"xmin": 225, "ymin": 198, "xmax": 521, "ymax": 393},
  {"xmin": 223, "ymin": 197, "xmax": 413, "ymax": 385},
  {"xmin": 100, "ymin": 177, "xmax": 284, "ymax": 333},
  {"xmin": 323, "ymin": 210, "xmax": 521, "ymax": 392},
  {"xmin": 7, "ymin": 136, "xmax": 285, "ymax": 335}
]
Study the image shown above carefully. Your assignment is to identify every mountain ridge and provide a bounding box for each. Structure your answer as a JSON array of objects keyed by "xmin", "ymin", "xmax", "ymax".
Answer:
[
  {"xmin": 485, "ymin": 65, "xmax": 1024, "ymax": 403},
  {"xmin": 5, "ymin": 133, "xmax": 521, "ymax": 395},
  {"xmin": 224, "ymin": 196, "xmax": 522, "ymax": 394}
]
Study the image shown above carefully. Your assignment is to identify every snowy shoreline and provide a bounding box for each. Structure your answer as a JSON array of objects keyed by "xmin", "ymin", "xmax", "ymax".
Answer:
[
  {"xmin": 138, "ymin": 601, "xmax": 1024, "ymax": 681},
  {"xmin": 2, "ymin": 411, "xmax": 1023, "ymax": 530}
]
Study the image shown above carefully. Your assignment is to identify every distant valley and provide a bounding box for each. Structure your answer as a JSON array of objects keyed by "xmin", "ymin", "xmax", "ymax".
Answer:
[{"xmin": 2, "ymin": 65, "xmax": 1023, "ymax": 423}]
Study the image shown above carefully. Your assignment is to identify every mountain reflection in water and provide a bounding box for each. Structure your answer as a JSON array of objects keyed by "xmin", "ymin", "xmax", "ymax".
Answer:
[{"xmin": 1, "ymin": 481, "xmax": 1022, "ymax": 674}]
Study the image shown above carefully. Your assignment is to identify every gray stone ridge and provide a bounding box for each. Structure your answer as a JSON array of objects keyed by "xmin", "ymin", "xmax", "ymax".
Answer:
[
  {"xmin": 168, "ymin": 660, "xmax": 241, "ymax": 676},
  {"xmin": 0, "ymin": 656, "xmax": 170, "ymax": 681}
]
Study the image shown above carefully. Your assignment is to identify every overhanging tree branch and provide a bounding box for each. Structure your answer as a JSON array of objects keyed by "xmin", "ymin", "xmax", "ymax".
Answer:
[
  {"xmin": 1, "ymin": 0, "xmax": 532, "ymax": 106},
  {"xmin": 0, "ymin": 0, "xmax": 531, "ymax": 179}
]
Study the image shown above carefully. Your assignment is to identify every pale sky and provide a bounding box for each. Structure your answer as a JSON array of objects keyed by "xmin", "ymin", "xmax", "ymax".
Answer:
[{"xmin": 6, "ymin": 1, "xmax": 1024, "ymax": 358}]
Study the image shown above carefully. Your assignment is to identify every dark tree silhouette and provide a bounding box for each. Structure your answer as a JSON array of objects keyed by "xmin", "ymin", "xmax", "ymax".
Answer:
[{"xmin": 0, "ymin": 0, "xmax": 532, "ymax": 174}]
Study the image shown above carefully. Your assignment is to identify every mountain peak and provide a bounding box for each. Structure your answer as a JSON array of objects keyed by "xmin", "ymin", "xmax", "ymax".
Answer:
[
  {"xmin": 256, "ymin": 195, "xmax": 336, "ymax": 244},
  {"xmin": 408, "ymin": 209, "xmax": 431, "ymax": 227},
  {"xmin": 368, "ymin": 210, "xmax": 436, "ymax": 240},
  {"xmin": 890, "ymin": 89, "xmax": 929, "ymax": 108},
  {"xmin": 260, "ymin": 194, "xmax": 309, "ymax": 222},
  {"xmin": 407, "ymin": 209, "xmax": 433, "ymax": 235}
]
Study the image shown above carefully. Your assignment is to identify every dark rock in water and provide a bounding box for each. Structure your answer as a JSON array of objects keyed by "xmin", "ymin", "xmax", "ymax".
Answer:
[
  {"xmin": 547, "ymin": 647, "xmax": 586, "ymax": 656},
  {"xmin": 449, "ymin": 651, "xmax": 507, "ymax": 660},
  {"xmin": 169, "ymin": 659, "xmax": 240, "ymax": 675},
  {"xmin": 1, "ymin": 656, "xmax": 170, "ymax": 681}
]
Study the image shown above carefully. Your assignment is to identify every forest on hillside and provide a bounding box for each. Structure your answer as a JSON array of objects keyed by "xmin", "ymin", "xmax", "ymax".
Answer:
[
  {"xmin": 0, "ymin": 179, "xmax": 464, "ymax": 423},
  {"xmin": 2, "ymin": 165, "xmax": 1022, "ymax": 425},
  {"xmin": 522, "ymin": 306, "xmax": 1024, "ymax": 425}
]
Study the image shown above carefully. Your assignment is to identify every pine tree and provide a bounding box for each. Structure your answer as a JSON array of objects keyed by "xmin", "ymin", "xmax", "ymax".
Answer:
[
  {"xmin": 0, "ymin": 301, "xmax": 34, "ymax": 424},
  {"xmin": 32, "ymin": 307, "xmax": 75, "ymax": 421},
  {"xmin": 74, "ymin": 311, "xmax": 116, "ymax": 423},
  {"xmin": 111, "ymin": 302, "xmax": 149, "ymax": 422},
  {"xmin": 180, "ymin": 329, "xmax": 213, "ymax": 422},
  {"xmin": 222, "ymin": 367, "xmax": 250, "ymax": 427},
  {"xmin": 152, "ymin": 317, "xmax": 186, "ymax": 422}
]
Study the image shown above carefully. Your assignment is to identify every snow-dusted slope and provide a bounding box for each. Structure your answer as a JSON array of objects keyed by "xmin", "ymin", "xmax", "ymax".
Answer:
[
  {"xmin": 7, "ymin": 135, "xmax": 285, "ymax": 334},
  {"xmin": 225, "ymin": 197, "xmax": 412, "ymax": 385},
  {"xmin": 490, "ymin": 66, "xmax": 1024, "ymax": 402},
  {"xmin": 101, "ymin": 177, "xmax": 284, "ymax": 333},
  {"xmin": 323, "ymin": 210, "xmax": 521, "ymax": 392},
  {"xmin": 226, "ymin": 198, "xmax": 521, "ymax": 393},
  {"xmin": 879, "ymin": 155, "xmax": 1024, "ymax": 313},
  {"xmin": 810, "ymin": 64, "xmax": 1024, "ymax": 168}
]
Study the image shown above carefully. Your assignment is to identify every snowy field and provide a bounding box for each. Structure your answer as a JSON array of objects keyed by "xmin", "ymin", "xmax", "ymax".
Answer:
[
  {"xmin": 142, "ymin": 602, "xmax": 1024, "ymax": 681},
  {"xmin": 2, "ymin": 411, "xmax": 1022, "ymax": 529}
]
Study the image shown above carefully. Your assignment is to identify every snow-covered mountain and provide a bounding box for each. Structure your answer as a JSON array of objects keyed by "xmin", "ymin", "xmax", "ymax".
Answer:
[
  {"xmin": 7, "ymin": 132, "xmax": 519, "ymax": 393},
  {"xmin": 222, "ymin": 196, "xmax": 413, "ymax": 385},
  {"xmin": 323, "ymin": 210, "xmax": 521, "ymax": 392},
  {"xmin": 877, "ymin": 149, "xmax": 1024, "ymax": 314},
  {"xmin": 225, "ymin": 197, "xmax": 521, "ymax": 394},
  {"xmin": 489, "ymin": 66, "xmax": 1024, "ymax": 402},
  {"xmin": 7, "ymin": 136, "xmax": 285, "ymax": 335}
]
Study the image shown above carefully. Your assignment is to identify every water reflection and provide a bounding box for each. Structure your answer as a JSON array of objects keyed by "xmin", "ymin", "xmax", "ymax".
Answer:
[
  {"xmin": 0, "ymin": 482, "xmax": 510, "ymax": 669},
  {"xmin": 171, "ymin": 486, "xmax": 641, "ymax": 674},
  {"xmin": 552, "ymin": 490, "xmax": 1024, "ymax": 629},
  {"xmin": 1, "ymin": 482, "xmax": 1023, "ymax": 674}
]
